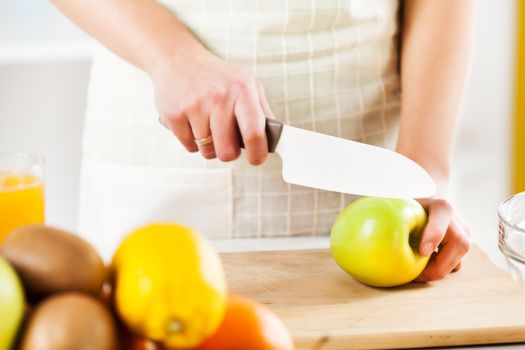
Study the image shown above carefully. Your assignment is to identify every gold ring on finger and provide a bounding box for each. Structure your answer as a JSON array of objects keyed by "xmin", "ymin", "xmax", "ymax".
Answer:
[{"xmin": 194, "ymin": 135, "xmax": 213, "ymax": 147}]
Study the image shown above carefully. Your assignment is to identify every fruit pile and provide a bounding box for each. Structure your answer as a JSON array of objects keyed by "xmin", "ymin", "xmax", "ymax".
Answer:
[{"xmin": 0, "ymin": 223, "xmax": 294, "ymax": 350}]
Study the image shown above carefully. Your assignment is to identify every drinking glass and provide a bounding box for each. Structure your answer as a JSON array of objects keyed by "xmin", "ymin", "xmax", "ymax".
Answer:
[{"xmin": 0, "ymin": 152, "xmax": 45, "ymax": 242}]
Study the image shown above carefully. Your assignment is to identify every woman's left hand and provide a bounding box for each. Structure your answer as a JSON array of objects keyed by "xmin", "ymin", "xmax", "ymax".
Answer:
[{"xmin": 415, "ymin": 198, "xmax": 471, "ymax": 282}]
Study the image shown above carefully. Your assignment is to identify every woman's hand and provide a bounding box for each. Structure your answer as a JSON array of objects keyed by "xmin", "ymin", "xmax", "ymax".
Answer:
[
  {"xmin": 415, "ymin": 197, "xmax": 471, "ymax": 282},
  {"xmin": 52, "ymin": 0, "xmax": 272, "ymax": 165},
  {"xmin": 153, "ymin": 50, "xmax": 273, "ymax": 165}
]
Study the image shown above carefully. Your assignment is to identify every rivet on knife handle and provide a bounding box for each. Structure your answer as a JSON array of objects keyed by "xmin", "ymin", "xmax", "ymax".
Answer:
[{"xmin": 239, "ymin": 118, "xmax": 284, "ymax": 153}]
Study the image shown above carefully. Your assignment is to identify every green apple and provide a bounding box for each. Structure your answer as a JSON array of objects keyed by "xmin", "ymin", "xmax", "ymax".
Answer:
[
  {"xmin": 330, "ymin": 197, "xmax": 429, "ymax": 287},
  {"xmin": 0, "ymin": 256, "xmax": 25, "ymax": 350}
]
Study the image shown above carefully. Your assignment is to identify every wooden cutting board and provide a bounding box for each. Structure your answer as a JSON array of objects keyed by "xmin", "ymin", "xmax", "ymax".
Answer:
[{"xmin": 222, "ymin": 246, "xmax": 525, "ymax": 349}]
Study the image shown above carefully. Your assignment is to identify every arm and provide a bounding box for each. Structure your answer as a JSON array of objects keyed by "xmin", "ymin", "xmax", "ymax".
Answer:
[
  {"xmin": 398, "ymin": 0, "xmax": 475, "ymax": 281},
  {"xmin": 52, "ymin": 0, "xmax": 270, "ymax": 164},
  {"xmin": 52, "ymin": 0, "xmax": 206, "ymax": 75}
]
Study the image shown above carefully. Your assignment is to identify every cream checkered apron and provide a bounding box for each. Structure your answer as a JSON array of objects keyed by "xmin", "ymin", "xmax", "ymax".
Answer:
[{"xmin": 79, "ymin": 0, "xmax": 401, "ymax": 259}]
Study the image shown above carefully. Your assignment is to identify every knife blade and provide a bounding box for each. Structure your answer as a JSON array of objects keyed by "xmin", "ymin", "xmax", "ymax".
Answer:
[{"xmin": 261, "ymin": 118, "xmax": 436, "ymax": 199}]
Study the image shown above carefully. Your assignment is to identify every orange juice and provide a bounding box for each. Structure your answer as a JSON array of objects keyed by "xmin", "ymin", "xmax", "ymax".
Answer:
[{"xmin": 0, "ymin": 174, "xmax": 44, "ymax": 242}]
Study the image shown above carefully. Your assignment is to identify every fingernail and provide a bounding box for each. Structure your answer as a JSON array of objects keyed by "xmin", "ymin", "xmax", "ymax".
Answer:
[{"xmin": 421, "ymin": 242, "xmax": 434, "ymax": 257}]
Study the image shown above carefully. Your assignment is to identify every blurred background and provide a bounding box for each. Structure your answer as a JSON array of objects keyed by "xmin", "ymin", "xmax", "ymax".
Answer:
[{"xmin": 0, "ymin": 0, "xmax": 521, "ymax": 266}]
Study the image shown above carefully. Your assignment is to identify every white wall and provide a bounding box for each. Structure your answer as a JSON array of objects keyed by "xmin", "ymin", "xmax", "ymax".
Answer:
[
  {"xmin": 0, "ymin": 0, "xmax": 92, "ymax": 231},
  {"xmin": 0, "ymin": 62, "xmax": 90, "ymax": 231},
  {"xmin": 0, "ymin": 0, "xmax": 93, "ymax": 62},
  {"xmin": 0, "ymin": 0, "xmax": 518, "ymax": 265}
]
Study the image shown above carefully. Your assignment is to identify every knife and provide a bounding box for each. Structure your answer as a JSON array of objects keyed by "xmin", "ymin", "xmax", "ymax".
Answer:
[
  {"xmin": 246, "ymin": 118, "xmax": 436, "ymax": 199},
  {"xmin": 160, "ymin": 117, "xmax": 436, "ymax": 198}
]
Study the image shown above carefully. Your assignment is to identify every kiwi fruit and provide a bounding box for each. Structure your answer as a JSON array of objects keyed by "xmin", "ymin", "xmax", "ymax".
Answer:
[
  {"xmin": 21, "ymin": 292, "xmax": 117, "ymax": 350},
  {"xmin": 0, "ymin": 224, "xmax": 105, "ymax": 300}
]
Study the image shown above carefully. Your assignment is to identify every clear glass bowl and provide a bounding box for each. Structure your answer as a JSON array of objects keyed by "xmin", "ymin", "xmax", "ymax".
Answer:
[{"xmin": 498, "ymin": 191, "xmax": 525, "ymax": 291}]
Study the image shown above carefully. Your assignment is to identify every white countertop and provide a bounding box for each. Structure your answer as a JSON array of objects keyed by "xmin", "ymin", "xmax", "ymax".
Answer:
[
  {"xmin": 212, "ymin": 237, "xmax": 522, "ymax": 350},
  {"xmin": 213, "ymin": 236, "xmax": 330, "ymax": 253}
]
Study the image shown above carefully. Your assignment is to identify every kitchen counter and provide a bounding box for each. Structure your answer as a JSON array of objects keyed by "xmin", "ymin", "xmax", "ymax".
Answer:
[{"xmin": 212, "ymin": 237, "xmax": 523, "ymax": 350}]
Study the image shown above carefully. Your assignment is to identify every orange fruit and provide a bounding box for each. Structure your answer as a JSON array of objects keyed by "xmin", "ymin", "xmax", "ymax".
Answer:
[{"xmin": 197, "ymin": 294, "xmax": 294, "ymax": 350}]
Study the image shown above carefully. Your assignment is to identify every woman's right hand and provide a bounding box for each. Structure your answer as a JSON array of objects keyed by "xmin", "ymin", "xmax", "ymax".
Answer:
[
  {"xmin": 52, "ymin": 0, "xmax": 272, "ymax": 164},
  {"xmin": 152, "ymin": 49, "xmax": 273, "ymax": 165}
]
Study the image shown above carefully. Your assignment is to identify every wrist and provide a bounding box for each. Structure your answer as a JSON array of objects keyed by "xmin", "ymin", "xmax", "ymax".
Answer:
[
  {"xmin": 396, "ymin": 149, "xmax": 450, "ymax": 196},
  {"xmin": 140, "ymin": 16, "xmax": 213, "ymax": 81},
  {"xmin": 422, "ymin": 165, "xmax": 449, "ymax": 192},
  {"xmin": 146, "ymin": 41, "xmax": 208, "ymax": 81}
]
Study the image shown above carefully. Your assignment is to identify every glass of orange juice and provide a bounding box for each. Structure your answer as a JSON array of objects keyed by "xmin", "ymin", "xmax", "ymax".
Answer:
[{"xmin": 0, "ymin": 152, "xmax": 45, "ymax": 242}]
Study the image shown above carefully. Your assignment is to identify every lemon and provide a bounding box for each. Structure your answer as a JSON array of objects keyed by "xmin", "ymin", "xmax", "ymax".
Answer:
[{"xmin": 112, "ymin": 223, "xmax": 227, "ymax": 348}]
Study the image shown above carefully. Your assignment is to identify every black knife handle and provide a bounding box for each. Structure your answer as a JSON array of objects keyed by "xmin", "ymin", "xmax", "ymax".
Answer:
[{"xmin": 238, "ymin": 118, "xmax": 284, "ymax": 153}]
